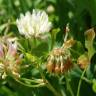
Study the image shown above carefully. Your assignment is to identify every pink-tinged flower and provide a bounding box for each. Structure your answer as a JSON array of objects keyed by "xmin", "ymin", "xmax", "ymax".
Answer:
[{"xmin": 0, "ymin": 36, "xmax": 21, "ymax": 79}]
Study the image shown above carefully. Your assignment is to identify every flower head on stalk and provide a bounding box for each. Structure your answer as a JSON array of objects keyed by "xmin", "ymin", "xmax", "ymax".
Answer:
[
  {"xmin": 16, "ymin": 9, "xmax": 52, "ymax": 39},
  {"xmin": 0, "ymin": 36, "xmax": 21, "ymax": 79},
  {"xmin": 46, "ymin": 24, "xmax": 75, "ymax": 74}
]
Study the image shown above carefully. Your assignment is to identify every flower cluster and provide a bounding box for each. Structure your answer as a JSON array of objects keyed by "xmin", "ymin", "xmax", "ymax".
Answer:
[
  {"xmin": 16, "ymin": 9, "xmax": 52, "ymax": 39},
  {"xmin": 47, "ymin": 47, "xmax": 72, "ymax": 74},
  {"xmin": 46, "ymin": 24, "xmax": 75, "ymax": 74},
  {"xmin": 0, "ymin": 36, "xmax": 21, "ymax": 79}
]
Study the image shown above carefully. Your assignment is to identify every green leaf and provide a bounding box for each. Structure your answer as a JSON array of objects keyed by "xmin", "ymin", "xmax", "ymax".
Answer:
[
  {"xmin": 25, "ymin": 53, "xmax": 38, "ymax": 62},
  {"xmin": 47, "ymin": 0, "xmax": 57, "ymax": 4},
  {"xmin": 0, "ymin": 86, "xmax": 17, "ymax": 96},
  {"xmin": 0, "ymin": 23, "xmax": 7, "ymax": 33},
  {"xmin": 32, "ymin": 42, "xmax": 49, "ymax": 57}
]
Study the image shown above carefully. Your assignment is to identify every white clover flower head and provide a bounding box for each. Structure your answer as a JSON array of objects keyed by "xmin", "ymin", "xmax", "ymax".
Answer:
[{"xmin": 16, "ymin": 9, "xmax": 52, "ymax": 38}]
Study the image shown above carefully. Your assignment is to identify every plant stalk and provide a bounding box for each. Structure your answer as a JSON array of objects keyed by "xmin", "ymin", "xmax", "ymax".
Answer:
[{"xmin": 76, "ymin": 68, "xmax": 87, "ymax": 96}]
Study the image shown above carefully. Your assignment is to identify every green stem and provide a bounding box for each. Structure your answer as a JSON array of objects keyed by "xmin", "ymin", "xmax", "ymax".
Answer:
[
  {"xmin": 14, "ymin": 78, "xmax": 45, "ymax": 88},
  {"xmin": 21, "ymin": 78, "xmax": 43, "ymax": 83},
  {"xmin": 38, "ymin": 67, "xmax": 62, "ymax": 96},
  {"xmin": 33, "ymin": 37, "xmax": 37, "ymax": 48},
  {"xmin": 64, "ymin": 31, "xmax": 68, "ymax": 42},
  {"xmin": 76, "ymin": 68, "xmax": 87, "ymax": 96},
  {"xmin": 51, "ymin": 36, "xmax": 54, "ymax": 50},
  {"xmin": 81, "ymin": 77, "xmax": 92, "ymax": 84},
  {"xmin": 46, "ymin": 80, "xmax": 61, "ymax": 96},
  {"xmin": 29, "ymin": 38, "xmax": 33, "ymax": 52},
  {"xmin": 65, "ymin": 76, "xmax": 74, "ymax": 96}
]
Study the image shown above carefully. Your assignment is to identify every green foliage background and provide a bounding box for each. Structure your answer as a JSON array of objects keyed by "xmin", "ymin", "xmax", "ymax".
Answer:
[{"xmin": 0, "ymin": 0, "xmax": 96, "ymax": 96}]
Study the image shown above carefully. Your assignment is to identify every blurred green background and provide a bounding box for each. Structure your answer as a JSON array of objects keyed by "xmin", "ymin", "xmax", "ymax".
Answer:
[
  {"xmin": 0, "ymin": 0, "xmax": 96, "ymax": 96},
  {"xmin": 1, "ymin": 0, "xmax": 96, "ymax": 40}
]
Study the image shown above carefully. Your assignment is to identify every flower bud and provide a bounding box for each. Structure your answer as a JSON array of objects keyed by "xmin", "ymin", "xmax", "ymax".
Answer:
[
  {"xmin": 77, "ymin": 54, "xmax": 89, "ymax": 69},
  {"xmin": 85, "ymin": 28, "xmax": 95, "ymax": 41}
]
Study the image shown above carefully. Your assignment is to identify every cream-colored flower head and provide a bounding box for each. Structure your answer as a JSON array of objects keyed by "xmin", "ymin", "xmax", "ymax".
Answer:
[{"xmin": 16, "ymin": 9, "xmax": 52, "ymax": 38}]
